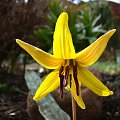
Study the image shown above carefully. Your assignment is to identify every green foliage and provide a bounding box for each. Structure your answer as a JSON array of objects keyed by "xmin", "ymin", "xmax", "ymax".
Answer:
[
  {"xmin": 74, "ymin": 8, "xmax": 106, "ymax": 51},
  {"xmin": 87, "ymin": 0, "xmax": 120, "ymax": 62},
  {"xmin": 35, "ymin": 27, "xmax": 53, "ymax": 52},
  {"xmin": 48, "ymin": 0, "xmax": 63, "ymax": 27},
  {"xmin": 92, "ymin": 61, "xmax": 120, "ymax": 75},
  {"xmin": 79, "ymin": 9, "xmax": 105, "ymax": 41},
  {"xmin": 35, "ymin": 0, "xmax": 63, "ymax": 52},
  {"xmin": 114, "ymin": 78, "xmax": 120, "ymax": 87},
  {"xmin": 88, "ymin": 0, "xmax": 114, "ymax": 29},
  {"xmin": 12, "ymin": 87, "xmax": 27, "ymax": 95},
  {"xmin": 0, "ymin": 83, "xmax": 7, "ymax": 92},
  {"xmin": 34, "ymin": 0, "xmax": 105, "ymax": 52}
]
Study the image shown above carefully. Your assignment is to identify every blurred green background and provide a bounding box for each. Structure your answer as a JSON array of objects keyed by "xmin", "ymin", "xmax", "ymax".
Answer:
[{"xmin": 0, "ymin": 0, "xmax": 120, "ymax": 74}]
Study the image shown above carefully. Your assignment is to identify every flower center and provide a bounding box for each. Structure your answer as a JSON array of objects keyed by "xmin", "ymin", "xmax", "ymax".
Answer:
[{"xmin": 59, "ymin": 59, "xmax": 80, "ymax": 98}]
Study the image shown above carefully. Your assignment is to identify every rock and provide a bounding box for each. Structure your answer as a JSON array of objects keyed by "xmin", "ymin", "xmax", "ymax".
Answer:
[
  {"xmin": 78, "ymin": 88, "xmax": 102, "ymax": 120},
  {"xmin": 51, "ymin": 87, "xmax": 102, "ymax": 120},
  {"xmin": 27, "ymin": 92, "xmax": 44, "ymax": 120}
]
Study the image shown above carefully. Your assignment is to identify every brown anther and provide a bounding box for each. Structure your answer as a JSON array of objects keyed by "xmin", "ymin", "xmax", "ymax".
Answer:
[{"xmin": 73, "ymin": 65, "xmax": 80, "ymax": 96}]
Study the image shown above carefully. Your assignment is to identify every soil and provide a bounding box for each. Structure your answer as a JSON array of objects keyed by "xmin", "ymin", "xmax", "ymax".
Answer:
[
  {"xmin": 0, "ymin": 70, "xmax": 120, "ymax": 120},
  {"xmin": 0, "ymin": 71, "xmax": 30, "ymax": 120}
]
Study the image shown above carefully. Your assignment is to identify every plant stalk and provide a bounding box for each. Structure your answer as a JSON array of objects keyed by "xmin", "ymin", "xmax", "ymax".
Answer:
[{"xmin": 71, "ymin": 95, "xmax": 76, "ymax": 120}]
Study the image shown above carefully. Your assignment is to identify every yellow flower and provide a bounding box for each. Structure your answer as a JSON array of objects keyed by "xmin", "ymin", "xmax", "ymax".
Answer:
[{"xmin": 16, "ymin": 12, "xmax": 115, "ymax": 109}]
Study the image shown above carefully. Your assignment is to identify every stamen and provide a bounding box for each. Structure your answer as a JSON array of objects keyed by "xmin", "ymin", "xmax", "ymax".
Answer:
[
  {"xmin": 59, "ymin": 66, "xmax": 64, "ymax": 77},
  {"xmin": 70, "ymin": 74, "xmax": 72, "ymax": 88},
  {"xmin": 63, "ymin": 66, "xmax": 70, "ymax": 87},
  {"xmin": 60, "ymin": 74, "xmax": 64, "ymax": 98},
  {"xmin": 59, "ymin": 66, "xmax": 64, "ymax": 98},
  {"xmin": 73, "ymin": 65, "xmax": 80, "ymax": 96}
]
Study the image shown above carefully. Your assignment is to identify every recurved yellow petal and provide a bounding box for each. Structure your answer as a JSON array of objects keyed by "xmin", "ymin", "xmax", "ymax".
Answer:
[
  {"xmin": 16, "ymin": 39, "xmax": 62, "ymax": 69},
  {"xmin": 75, "ymin": 29, "xmax": 116, "ymax": 66},
  {"xmin": 53, "ymin": 12, "xmax": 75, "ymax": 59},
  {"xmin": 70, "ymin": 79, "xmax": 85, "ymax": 109},
  {"xmin": 77, "ymin": 66, "xmax": 113, "ymax": 96},
  {"xmin": 33, "ymin": 70, "xmax": 60, "ymax": 101}
]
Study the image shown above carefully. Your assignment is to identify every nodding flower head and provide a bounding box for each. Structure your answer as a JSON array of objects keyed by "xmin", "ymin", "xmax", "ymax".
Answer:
[{"xmin": 16, "ymin": 12, "xmax": 115, "ymax": 109}]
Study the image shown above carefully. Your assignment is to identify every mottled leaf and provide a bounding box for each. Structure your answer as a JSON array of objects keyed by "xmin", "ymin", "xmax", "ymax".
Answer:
[{"xmin": 25, "ymin": 70, "xmax": 70, "ymax": 120}]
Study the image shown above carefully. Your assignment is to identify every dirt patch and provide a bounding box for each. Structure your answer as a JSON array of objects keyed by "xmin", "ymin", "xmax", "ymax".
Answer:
[{"xmin": 0, "ymin": 71, "xmax": 30, "ymax": 120}]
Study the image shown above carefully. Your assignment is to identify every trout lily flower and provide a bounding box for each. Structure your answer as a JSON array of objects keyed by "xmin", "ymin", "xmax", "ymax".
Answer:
[{"xmin": 16, "ymin": 12, "xmax": 115, "ymax": 109}]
